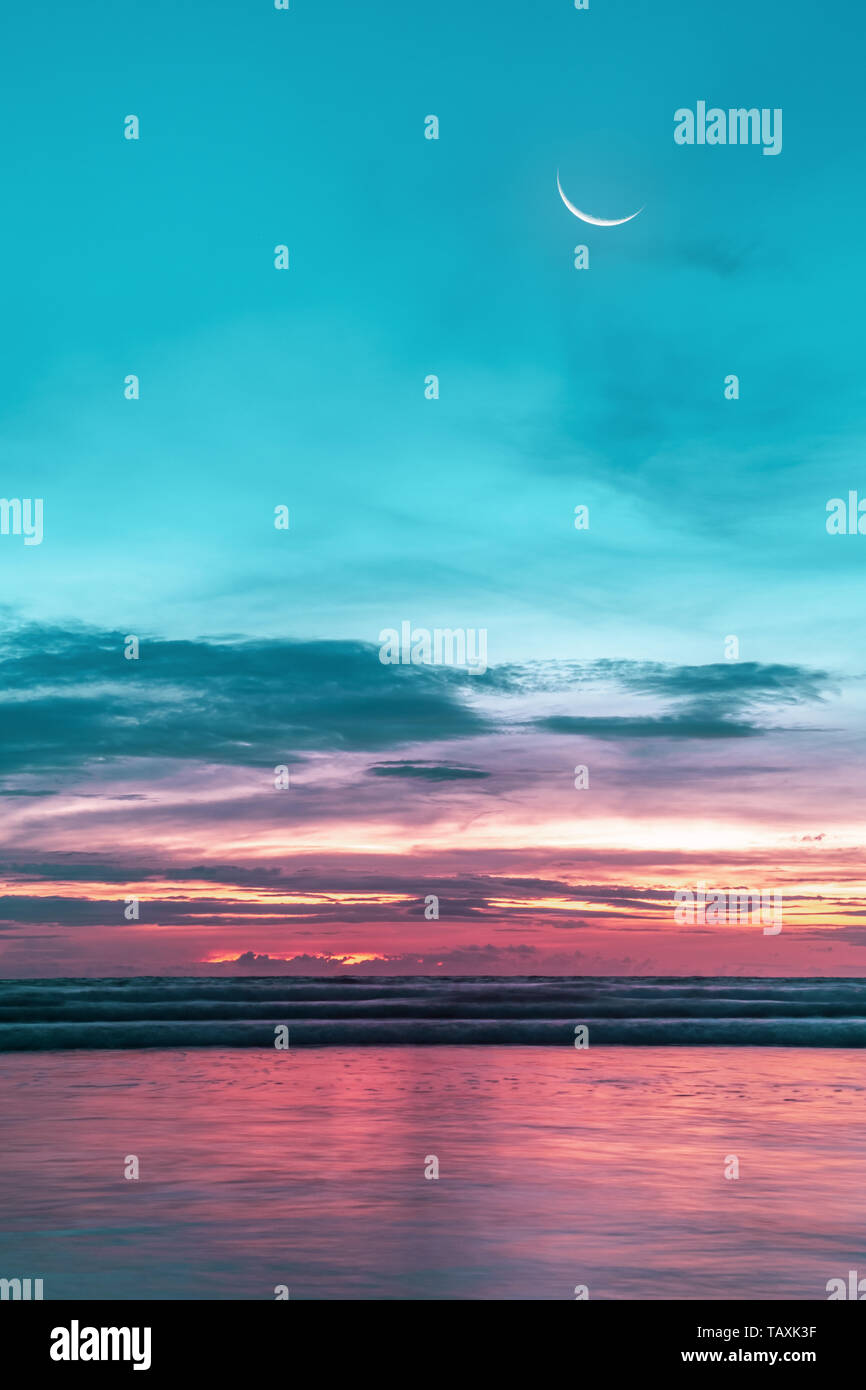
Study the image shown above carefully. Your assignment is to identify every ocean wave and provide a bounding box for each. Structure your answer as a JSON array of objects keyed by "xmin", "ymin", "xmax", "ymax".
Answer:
[{"xmin": 0, "ymin": 977, "xmax": 864, "ymax": 1049}]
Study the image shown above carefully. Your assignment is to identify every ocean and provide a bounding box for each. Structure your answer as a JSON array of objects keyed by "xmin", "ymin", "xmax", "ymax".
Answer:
[
  {"xmin": 0, "ymin": 978, "xmax": 864, "ymax": 1299},
  {"xmin": 1, "ymin": 975, "xmax": 865, "ymax": 1049}
]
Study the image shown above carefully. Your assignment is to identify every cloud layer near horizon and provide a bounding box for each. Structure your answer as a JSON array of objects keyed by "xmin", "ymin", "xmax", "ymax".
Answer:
[{"xmin": 0, "ymin": 622, "xmax": 862, "ymax": 978}]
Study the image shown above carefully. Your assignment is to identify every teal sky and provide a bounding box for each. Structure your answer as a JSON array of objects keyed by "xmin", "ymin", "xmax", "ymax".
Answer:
[{"xmin": 1, "ymin": 0, "xmax": 864, "ymax": 670}]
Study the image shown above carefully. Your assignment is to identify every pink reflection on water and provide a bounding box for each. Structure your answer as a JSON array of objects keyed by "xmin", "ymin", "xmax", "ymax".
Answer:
[{"xmin": 1, "ymin": 1045, "xmax": 864, "ymax": 1299}]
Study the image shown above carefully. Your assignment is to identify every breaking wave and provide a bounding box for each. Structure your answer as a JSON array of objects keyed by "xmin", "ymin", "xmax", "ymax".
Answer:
[{"xmin": 0, "ymin": 976, "xmax": 864, "ymax": 1049}]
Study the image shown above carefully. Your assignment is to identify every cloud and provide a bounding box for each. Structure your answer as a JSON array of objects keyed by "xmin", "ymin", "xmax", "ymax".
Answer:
[
  {"xmin": 15, "ymin": 870, "xmax": 841, "ymax": 936},
  {"xmin": 0, "ymin": 623, "xmax": 833, "ymax": 780},
  {"xmin": 595, "ymin": 660, "xmax": 832, "ymax": 706},
  {"xmin": 534, "ymin": 714, "xmax": 758, "ymax": 740},
  {"xmin": 366, "ymin": 761, "xmax": 491, "ymax": 780},
  {"xmin": 528, "ymin": 660, "xmax": 832, "ymax": 740},
  {"xmin": 0, "ymin": 622, "xmax": 497, "ymax": 775},
  {"xmin": 198, "ymin": 945, "xmax": 553, "ymax": 975},
  {"xmin": 0, "ymin": 789, "xmax": 57, "ymax": 797}
]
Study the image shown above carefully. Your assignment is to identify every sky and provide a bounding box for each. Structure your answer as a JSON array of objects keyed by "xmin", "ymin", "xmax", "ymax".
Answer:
[{"xmin": 1, "ymin": 0, "xmax": 865, "ymax": 976}]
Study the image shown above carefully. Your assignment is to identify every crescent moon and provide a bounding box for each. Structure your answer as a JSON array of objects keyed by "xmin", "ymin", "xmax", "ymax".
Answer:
[{"xmin": 556, "ymin": 170, "xmax": 643, "ymax": 226}]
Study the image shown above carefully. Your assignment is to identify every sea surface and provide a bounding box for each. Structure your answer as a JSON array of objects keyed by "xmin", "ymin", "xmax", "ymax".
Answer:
[
  {"xmin": 1, "ymin": 975, "xmax": 865, "ymax": 1048},
  {"xmin": 1, "ymin": 979, "xmax": 864, "ymax": 1299}
]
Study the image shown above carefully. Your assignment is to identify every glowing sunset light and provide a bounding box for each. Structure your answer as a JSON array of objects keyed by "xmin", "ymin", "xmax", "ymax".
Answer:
[
  {"xmin": 0, "ymin": 878, "xmax": 413, "ymax": 907},
  {"xmin": 201, "ymin": 951, "xmax": 390, "ymax": 966}
]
